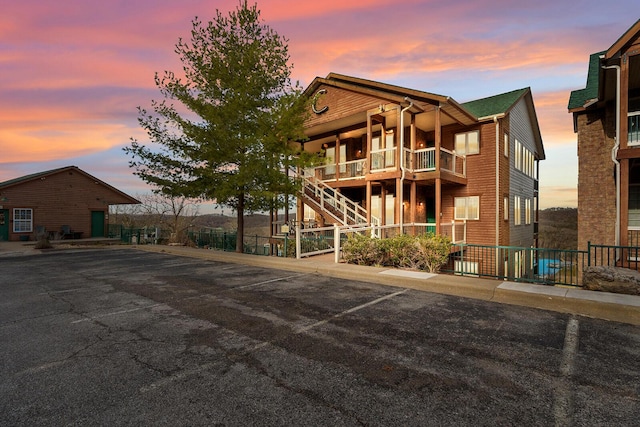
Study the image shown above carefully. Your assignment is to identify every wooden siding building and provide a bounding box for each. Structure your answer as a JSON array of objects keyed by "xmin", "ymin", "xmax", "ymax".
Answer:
[
  {"xmin": 0, "ymin": 166, "xmax": 139, "ymax": 241},
  {"xmin": 569, "ymin": 19, "xmax": 640, "ymax": 250},
  {"xmin": 297, "ymin": 74, "xmax": 545, "ymax": 263}
]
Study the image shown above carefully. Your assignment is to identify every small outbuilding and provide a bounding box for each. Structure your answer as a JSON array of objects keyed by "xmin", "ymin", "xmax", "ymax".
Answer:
[{"xmin": 0, "ymin": 166, "xmax": 139, "ymax": 241}]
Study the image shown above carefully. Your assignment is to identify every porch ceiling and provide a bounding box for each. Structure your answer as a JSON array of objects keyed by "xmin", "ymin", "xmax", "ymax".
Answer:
[{"xmin": 304, "ymin": 105, "xmax": 461, "ymax": 143}]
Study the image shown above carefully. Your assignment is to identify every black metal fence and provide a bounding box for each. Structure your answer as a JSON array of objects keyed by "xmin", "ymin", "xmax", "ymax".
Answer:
[
  {"xmin": 187, "ymin": 229, "xmax": 290, "ymax": 257},
  {"xmin": 109, "ymin": 223, "xmax": 640, "ymax": 287},
  {"xmin": 441, "ymin": 244, "xmax": 587, "ymax": 286},
  {"xmin": 587, "ymin": 242, "xmax": 640, "ymax": 270},
  {"xmin": 441, "ymin": 242, "xmax": 640, "ymax": 287}
]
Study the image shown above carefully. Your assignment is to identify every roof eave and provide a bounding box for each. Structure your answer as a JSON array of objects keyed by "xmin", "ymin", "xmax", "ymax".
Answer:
[{"xmin": 605, "ymin": 19, "xmax": 640, "ymax": 60}]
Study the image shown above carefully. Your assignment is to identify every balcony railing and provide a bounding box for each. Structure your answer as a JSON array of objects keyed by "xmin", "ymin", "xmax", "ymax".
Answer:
[
  {"xmin": 307, "ymin": 159, "xmax": 366, "ymax": 181},
  {"xmin": 339, "ymin": 159, "xmax": 366, "ymax": 180},
  {"xmin": 440, "ymin": 220, "xmax": 467, "ymax": 244},
  {"xmin": 629, "ymin": 112, "xmax": 640, "ymax": 146},
  {"xmin": 370, "ymin": 147, "xmax": 396, "ymax": 171},
  {"xmin": 307, "ymin": 146, "xmax": 466, "ymax": 182},
  {"xmin": 403, "ymin": 147, "xmax": 466, "ymax": 177}
]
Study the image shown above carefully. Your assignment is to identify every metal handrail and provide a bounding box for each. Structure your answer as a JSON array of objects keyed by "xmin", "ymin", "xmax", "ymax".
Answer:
[{"xmin": 300, "ymin": 172, "xmax": 380, "ymax": 233}]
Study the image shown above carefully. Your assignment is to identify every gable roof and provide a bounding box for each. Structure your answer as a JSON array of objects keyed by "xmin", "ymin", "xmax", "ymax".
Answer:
[
  {"xmin": 306, "ymin": 73, "xmax": 539, "ymax": 124},
  {"xmin": 567, "ymin": 51, "xmax": 605, "ymax": 111},
  {"xmin": 464, "ymin": 87, "xmax": 544, "ymax": 160},
  {"xmin": 0, "ymin": 166, "xmax": 140, "ymax": 205},
  {"xmin": 304, "ymin": 73, "xmax": 544, "ymax": 158},
  {"xmin": 306, "ymin": 73, "xmax": 478, "ymax": 126},
  {"xmin": 462, "ymin": 87, "xmax": 529, "ymax": 118}
]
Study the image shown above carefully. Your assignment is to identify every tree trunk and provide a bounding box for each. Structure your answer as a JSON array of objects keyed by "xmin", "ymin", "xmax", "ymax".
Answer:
[{"xmin": 236, "ymin": 192, "xmax": 244, "ymax": 253}]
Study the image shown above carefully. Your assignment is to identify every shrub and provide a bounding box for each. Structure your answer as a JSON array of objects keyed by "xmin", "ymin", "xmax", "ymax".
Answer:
[
  {"xmin": 342, "ymin": 232, "xmax": 451, "ymax": 273},
  {"xmin": 342, "ymin": 233, "xmax": 386, "ymax": 266},
  {"xmin": 33, "ymin": 229, "xmax": 52, "ymax": 250},
  {"xmin": 416, "ymin": 233, "xmax": 451, "ymax": 273}
]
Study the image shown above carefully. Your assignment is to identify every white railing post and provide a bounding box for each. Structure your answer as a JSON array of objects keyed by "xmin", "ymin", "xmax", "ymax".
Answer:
[
  {"xmin": 296, "ymin": 220, "xmax": 301, "ymax": 259},
  {"xmin": 334, "ymin": 224, "xmax": 341, "ymax": 263},
  {"xmin": 463, "ymin": 220, "xmax": 467, "ymax": 243},
  {"xmin": 451, "ymin": 220, "xmax": 456, "ymax": 243}
]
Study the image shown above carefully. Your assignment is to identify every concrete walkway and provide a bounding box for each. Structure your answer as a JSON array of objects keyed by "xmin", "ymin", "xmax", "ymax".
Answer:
[{"xmin": 1, "ymin": 240, "xmax": 639, "ymax": 325}]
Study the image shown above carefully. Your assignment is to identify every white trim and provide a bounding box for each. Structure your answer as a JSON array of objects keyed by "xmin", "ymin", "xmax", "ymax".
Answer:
[{"xmin": 13, "ymin": 208, "xmax": 33, "ymax": 233}]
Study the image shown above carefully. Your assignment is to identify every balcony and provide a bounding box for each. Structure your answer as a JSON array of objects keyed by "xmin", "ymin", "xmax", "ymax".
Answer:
[
  {"xmin": 306, "ymin": 146, "xmax": 466, "ymax": 182},
  {"xmin": 370, "ymin": 147, "xmax": 396, "ymax": 171},
  {"xmin": 403, "ymin": 147, "xmax": 466, "ymax": 177}
]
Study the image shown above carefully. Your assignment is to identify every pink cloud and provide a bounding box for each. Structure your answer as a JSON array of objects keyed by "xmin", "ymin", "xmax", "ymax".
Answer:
[{"xmin": 533, "ymin": 90, "xmax": 577, "ymax": 147}]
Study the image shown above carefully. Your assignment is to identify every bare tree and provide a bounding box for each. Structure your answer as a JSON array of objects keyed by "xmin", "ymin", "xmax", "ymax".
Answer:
[{"xmin": 137, "ymin": 193, "xmax": 200, "ymax": 243}]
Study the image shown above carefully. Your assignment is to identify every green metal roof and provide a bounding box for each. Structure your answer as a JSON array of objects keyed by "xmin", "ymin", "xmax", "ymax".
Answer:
[
  {"xmin": 461, "ymin": 87, "xmax": 529, "ymax": 118},
  {"xmin": 568, "ymin": 51, "xmax": 605, "ymax": 110}
]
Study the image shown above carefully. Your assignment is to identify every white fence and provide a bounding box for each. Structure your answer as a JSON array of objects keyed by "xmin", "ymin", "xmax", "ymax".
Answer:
[{"xmin": 295, "ymin": 221, "xmax": 466, "ymax": 261}]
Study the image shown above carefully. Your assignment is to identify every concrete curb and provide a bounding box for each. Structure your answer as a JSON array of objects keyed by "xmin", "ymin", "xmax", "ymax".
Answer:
[{"xmin": 134, "ymin": 244, "xmax": 640, "ymax": 326}]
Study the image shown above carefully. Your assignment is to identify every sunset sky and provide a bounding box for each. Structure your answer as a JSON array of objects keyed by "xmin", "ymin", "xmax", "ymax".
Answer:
[{"xmin": 1, "ymin": 1, "xmax": 637, "ymax": 211}]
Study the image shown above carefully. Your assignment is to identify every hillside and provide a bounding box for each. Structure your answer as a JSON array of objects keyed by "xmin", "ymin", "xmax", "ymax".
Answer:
[
  {"xmin": 119, "ymin": 208, "xmax": 578, "ymax": 249},
  {"xmin": 192, "ymin": 209, "xmax": 579, "ymax": 250},
  {"xmin": 537, "ymin": 207, "xmax": 577, "ymax": 250}
]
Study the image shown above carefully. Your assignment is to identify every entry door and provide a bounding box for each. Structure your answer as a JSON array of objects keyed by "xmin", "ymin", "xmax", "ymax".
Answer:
[
  {"xmin": 0, "ymin": 209, "xmax": 8, "ymax": 241},
  {"xmin": 91, "ymin": 211, "xmax": 105, "ymax": 238},
  {"xmin": 426, "ymin": 198, "xmax": 436, "ymax": 234}
]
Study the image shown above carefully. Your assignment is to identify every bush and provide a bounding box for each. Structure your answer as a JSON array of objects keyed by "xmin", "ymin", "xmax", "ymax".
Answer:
[
  {"xmin": 342, "ymin": 232, "xmax": 451, "ymax": 273},
  {"xmin": 342, "ymin": 233, "xmax": 386, "ymax": 266},
  {"xmin": 416, "ymin": 233, "xmax": 451, "ymax": 273},
  {"xmin": 33, "ymin": 229, "xmax": 52, "ymax": 249}
]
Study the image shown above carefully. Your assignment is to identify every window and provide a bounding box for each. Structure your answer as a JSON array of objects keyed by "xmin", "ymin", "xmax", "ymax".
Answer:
[
  {"xmin": 514, "ymin": 196, "xmax": 521, "ymax": 225},
  {"xmin": 629, "ymin": 185, "xmax": 640, "ymax": 227},
  {"xmin": 504, "ymin": 196, "xmax": 509, "ymax": 221},
  {"xmin": 454, "ymin": 260, "xmax": 479, "ymax": 276},
  {"xmin": 515, "ymin": 139, "xmax": 535, "ymax": 178},
  {"xmin": 454, "ymin": 130, "xmax": 479, "ymax": 155},
  {"xmin": 13, "ymin": 208, "xmax": 33, "ymax": 233},
  {"xmin": 525, "ymin": 198, "xmax": 532, "ymax": 225},
  {"xmin": 504, "ymin": 133, "xmax": 509, "ymax": 157},
  {"xmin": 454, "ymin": 196, "xmax": 479, "ymax": 220}
]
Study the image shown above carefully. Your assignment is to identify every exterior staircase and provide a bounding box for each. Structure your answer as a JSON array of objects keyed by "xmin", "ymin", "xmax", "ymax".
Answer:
[{"xmin": 299, "ymin": 170, "xmax": 380, "ymax": 234}]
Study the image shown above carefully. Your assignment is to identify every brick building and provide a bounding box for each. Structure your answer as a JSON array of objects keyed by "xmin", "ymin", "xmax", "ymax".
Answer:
[
  {"xmin": 568, "ymin": 19, "xmax": 640, "ymax": 250},
  {"xmin": 0, "ymin": 166, "xmax": 139, "ymax": 241},
  {"xmin": 296, "ymin": 73, "xmax": 545, "ymax": 274}
]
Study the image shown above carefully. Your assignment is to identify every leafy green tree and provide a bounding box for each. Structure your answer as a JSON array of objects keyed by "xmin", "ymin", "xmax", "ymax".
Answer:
[{"xmin": 125, "ymin": 1, "xmax": 315, "ymax": 252}]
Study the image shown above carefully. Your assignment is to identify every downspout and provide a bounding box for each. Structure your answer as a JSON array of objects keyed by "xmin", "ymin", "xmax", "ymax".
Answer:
[
  {"xmin": 603, "ymin": 63, "xmax": 621, "ymax": 247},
  {"xmin": 494, "ymin": 116, "xmax": 500, "ymax": 248},
  {"xmin": 399, "ymin": 97, "xmax": 414, "ymax": 234}
]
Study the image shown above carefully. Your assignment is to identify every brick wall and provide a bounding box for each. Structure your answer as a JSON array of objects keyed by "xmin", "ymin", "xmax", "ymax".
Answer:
[
  {"xmin": 576, "ymin": 109, "xmax": 617, "ymax": 250},
  {"xmin": 0, "ymin": 169, "xmax": 136, "ymax": 241},
  {"xmin": 441, "ymin": 122, "xmax": 498, "ymax": 246}
]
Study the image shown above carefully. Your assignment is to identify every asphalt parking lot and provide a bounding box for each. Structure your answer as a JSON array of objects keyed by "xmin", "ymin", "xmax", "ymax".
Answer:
[{"xmin": 1, "ymin": 247, "xmax": 639, "ymax": 426}]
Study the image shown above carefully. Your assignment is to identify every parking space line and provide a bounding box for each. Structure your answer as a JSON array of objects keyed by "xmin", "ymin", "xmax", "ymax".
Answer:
[
  {"xmin": 233, "ymin": 273, "xmax": 308, "ymax": 290},
  {"xmin": 142, "ymin": 289, "xmax": 408, "ymax": 393},
  {"xmin": 295, "ymin": 289, "xmax": 408, "ymax": 334},
  {"xmin": 553, "ymin": 316, "xmax": 579, "ymax": 426},
  {"xmin": 71, "ymin": 304, "xmax": 164, "ymax": 324}
]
